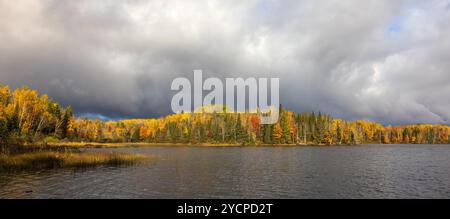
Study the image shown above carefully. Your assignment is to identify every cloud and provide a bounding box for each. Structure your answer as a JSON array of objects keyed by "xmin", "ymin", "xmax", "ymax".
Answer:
[{"xmin": 0, "ymin": 0, "xmax": 449, "ymax": 124}]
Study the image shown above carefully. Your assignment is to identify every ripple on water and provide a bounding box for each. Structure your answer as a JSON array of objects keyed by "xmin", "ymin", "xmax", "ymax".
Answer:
[{"xmin": 1, "ymin": 144, "xmax": 450, "ymax": 199}]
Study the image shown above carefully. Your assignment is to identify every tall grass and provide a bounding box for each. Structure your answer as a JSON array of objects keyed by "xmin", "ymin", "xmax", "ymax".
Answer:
[{"xmin": 0, "ymin": 151, "xmax": 148, "ymax": 172}]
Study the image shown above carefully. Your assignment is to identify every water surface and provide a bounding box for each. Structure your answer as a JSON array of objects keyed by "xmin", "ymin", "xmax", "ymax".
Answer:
[{"xmin": 1, "ymin": 144, "xmax": 449, "ymax": 198}]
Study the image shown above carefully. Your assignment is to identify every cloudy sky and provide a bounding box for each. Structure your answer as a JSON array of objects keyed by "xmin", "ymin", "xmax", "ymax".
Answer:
[{"xmin": 0, "ymin": 0, "xmax": 449, "ymax": 125}]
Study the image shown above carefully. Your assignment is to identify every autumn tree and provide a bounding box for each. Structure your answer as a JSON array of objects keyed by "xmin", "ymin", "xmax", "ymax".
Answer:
[{"xmin": 272, "ymin": 123, "xmax": 282, "ymax": 144}]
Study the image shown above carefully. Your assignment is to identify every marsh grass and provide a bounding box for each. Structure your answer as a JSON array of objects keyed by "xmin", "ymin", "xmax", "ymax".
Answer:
[{"xmin": 0, "ymin": 151, "xmax": 149, "ymax": 172}]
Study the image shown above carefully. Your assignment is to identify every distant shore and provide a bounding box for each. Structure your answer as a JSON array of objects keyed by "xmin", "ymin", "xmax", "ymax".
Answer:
[
  {"xmin": 45, "ymin": 141, "xmax": 450, "ymax": 149},
  {"xmin": 45, "ymin": 141, "xmax": 361, "ymax": 148}
]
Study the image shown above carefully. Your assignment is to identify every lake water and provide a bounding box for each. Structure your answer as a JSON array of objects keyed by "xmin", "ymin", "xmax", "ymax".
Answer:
[{"xmin": 1, "ymin": 144, "xmax": 450, "ymax": 199}]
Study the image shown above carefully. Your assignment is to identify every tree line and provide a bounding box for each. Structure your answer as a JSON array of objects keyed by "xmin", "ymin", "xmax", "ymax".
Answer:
[
  {"xmin": 1, "ymin": 85, "xmax": 449, "ymax": 145},
  {"xmin": 0, "ymin": 85, "xmax": 73, "ymax": 145}
]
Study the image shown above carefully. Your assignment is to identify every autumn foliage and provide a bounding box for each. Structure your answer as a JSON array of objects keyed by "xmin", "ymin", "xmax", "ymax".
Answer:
[
  {"xmin": 1, "ymin": 84, "xmax": 449, "ymax": 146},
  {"xmin": 0, "ymin": 85, "xmax": 73, "ymax": 145}
]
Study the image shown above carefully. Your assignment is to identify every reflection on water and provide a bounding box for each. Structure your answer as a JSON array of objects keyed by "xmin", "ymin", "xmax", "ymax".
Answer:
[{"xmin": 1, "ymin": 144, "xmax": 450, "ymax": 198}]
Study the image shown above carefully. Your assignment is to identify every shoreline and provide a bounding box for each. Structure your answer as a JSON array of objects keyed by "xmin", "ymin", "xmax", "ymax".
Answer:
[
  {"xmin": 0, "ymin": 151, "xmax": 149, "ymax": 172},
  {"xmin": 45, "ymin": 141, "xmax": 410, "ymax": 148},
  {"xmin": 4, "ymin": 141, "xmax": 448, "ymax": 150},
  {"xmin": 45, "ymin": 142, "xmax": 450, "ymax": 149}
]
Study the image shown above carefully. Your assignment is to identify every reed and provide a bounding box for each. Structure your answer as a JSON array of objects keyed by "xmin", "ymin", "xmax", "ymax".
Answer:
[{"xmin": 0, "ymin": 151, "xmax": 148, "ymax": 171}]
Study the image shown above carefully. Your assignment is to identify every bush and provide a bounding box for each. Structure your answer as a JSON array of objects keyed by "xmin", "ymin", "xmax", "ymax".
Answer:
[{"xmin": 43, "ymin": 136, "xmax": 60, "ymax": 143}]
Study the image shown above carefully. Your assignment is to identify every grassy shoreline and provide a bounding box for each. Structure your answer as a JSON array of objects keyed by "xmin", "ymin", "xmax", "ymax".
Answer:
[
  {"xmin": 0, "ymin": 151, "xmax": 149, "ymax": 172},
  {"xmin": 0, "ymin": 142, "xmax": 150, "ymax": 172}
]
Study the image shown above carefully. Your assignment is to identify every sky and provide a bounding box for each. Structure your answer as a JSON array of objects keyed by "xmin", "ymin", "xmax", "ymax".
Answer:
[{"xmin": 0, "ymin": 0, "xmax": 449, "ymax": 125}]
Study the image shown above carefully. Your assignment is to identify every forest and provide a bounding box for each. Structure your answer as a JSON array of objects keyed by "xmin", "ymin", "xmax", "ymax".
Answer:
[{"xmin": 1, "ymin": 84, "xmax": 449, "ymax": 146}]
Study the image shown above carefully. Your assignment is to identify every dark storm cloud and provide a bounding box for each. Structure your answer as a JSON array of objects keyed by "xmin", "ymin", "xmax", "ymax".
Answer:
[{"xmin": 0, "ymin": 0, "xmax": 449, "ymax": 124}]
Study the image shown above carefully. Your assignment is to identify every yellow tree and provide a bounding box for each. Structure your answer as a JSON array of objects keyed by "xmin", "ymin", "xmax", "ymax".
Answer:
[
  {"xmin": 0, "ymin": 85, "xmax": 11, "ymax": 115},
  {"xmin": 272, "ymin": 123, "xmax": 282, "ymax": 144},
  {"xmin": 33, "ymin": 94, "xmax": 51, "ymax": 138}
]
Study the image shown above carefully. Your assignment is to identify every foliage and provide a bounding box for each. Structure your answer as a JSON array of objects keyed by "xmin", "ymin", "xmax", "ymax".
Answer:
[
  {"xmin": 0, "ymin": 85, "xmax": 74, "ymax": 145},
  {"xmin": 1, "ymin": 84, "xmax": 449, "ymax": 146}
]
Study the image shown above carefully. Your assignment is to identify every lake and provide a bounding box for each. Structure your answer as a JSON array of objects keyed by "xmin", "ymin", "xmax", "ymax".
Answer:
[{"xmin": 1, "ymin": 144, "xmax": 450, "ymax": 199}]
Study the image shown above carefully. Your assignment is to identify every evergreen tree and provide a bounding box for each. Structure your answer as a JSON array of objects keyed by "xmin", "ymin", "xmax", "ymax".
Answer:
[
  {"xmin": 261, "ymin": 124, "xmax": 272, "ymax": 144},
  {"xmin": 246, "ymin": 115, "xmax": 254, "ymax": 144},
  {"xmin": 61, "ymin": 106, "xmax": 73, "ymax": 139},
  {"xmin": 350, "ymin": 130, "xmax": 356, "ymax": 145},
  {"xmin": 6, "ymin": 105, "xmax": 19, "ymax": 135},
  {"xmin": 280, "ymin": 109, "xmax": 291, "ymax": 144},
  {"xmin": 336, "ymin": 125, "xmax": 342, "ymax": 144},
  {"xmin": 225, "ymin": 114, "xmax": 235, "ymax": 142},
  {"xmin": 235, "ymin": 114, "xmax": 247, "ymax": 144},
  {"xmin": 314, "ymin": 111, "xmax": 325, "ymax": 144},
  {"xmin": 309, "ymin": 112, "xmax": 316, "ymax": 142}
]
